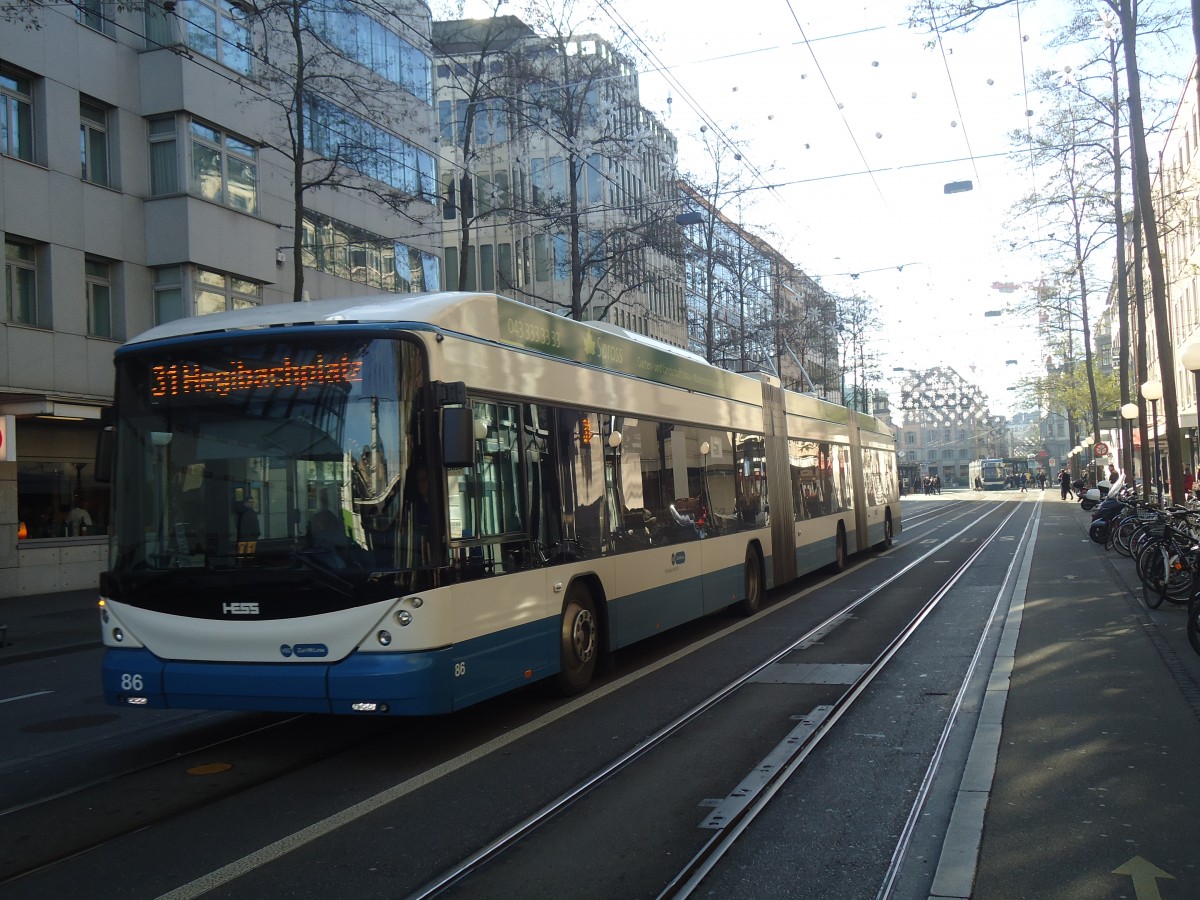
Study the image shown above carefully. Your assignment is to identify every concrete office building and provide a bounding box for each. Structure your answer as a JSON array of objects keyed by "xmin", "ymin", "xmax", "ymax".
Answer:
[
  {"xmin": 433, "ymin": 17, "xmax": 686, "ymax": 347},
  {"xmin": 0, "ymin": 0, "xmax": 440, "ymax": 596}
]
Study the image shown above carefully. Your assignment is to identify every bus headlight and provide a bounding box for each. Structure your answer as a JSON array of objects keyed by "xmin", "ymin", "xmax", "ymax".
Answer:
[
  {"xmin": 394, "ymin": 610, "xmax": 413, "ymax": 626},
  {"xmin": 377, "ymin": 630, "xmax": 392, "ymax": 646},
  {"xmin": 112, "ymin": 628, "xmax": 124, "ymax": 642}
]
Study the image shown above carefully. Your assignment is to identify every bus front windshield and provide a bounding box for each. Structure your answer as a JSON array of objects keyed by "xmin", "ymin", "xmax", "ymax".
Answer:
[{"xmin": 109, "ymin": 335, "xmax": 432, "ymax": 598}]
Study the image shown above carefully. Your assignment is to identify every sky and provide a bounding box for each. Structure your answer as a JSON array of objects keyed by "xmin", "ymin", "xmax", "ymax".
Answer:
[{"xmin": 453, "ymin": 0, "xmax": 1193, "ymax": 417}]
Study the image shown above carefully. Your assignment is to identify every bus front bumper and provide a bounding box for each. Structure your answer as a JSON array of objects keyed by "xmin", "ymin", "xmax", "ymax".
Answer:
[{"xmin": 101, "ymin": 646, "xmax": 454, "ymax": 715}]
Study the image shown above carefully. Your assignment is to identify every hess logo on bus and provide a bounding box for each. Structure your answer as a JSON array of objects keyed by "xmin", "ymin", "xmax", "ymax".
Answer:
[{"xmin": 222, "ymin": 602, "xmax": 260, "ymax": 615}]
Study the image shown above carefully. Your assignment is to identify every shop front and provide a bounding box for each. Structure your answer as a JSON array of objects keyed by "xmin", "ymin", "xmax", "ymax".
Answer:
[{"xmin": 1, "ymin": 406, "xmax": 109, "ymax": 598}]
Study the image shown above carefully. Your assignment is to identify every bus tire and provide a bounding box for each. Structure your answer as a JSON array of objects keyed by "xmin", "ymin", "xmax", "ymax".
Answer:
[
  {"xmin": 738, "ymin": 545, "xmax": 764, "ymax": 616},
  {"xmin": 832, "ymin": 524, "xmax": 848, "ymax": 572},
  {"xmin": 876, "ymin": 512, "xmax": 893, "ymax": 550},
  {"xmin": 555, "ymin": 583, "xmax": 598, "ymax": 695}
]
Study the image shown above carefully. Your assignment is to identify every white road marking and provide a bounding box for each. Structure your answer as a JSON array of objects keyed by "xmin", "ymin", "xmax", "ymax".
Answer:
[{"xmin": 0, "ymin": 690, "xmax": 54, "ymax": 704}]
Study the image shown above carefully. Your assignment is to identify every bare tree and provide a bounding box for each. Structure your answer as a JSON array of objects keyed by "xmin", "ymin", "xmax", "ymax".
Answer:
[
  {"xmin": 242, "ymin": 0, "xmax": 439, "ymax": 301},
  {"xmin": 501, "ymin": 0, "xmax": 683, "ymax": 324},
  {"xmin": 911, "ymin": 0, "xmax": 1190, "ymax": 499},
  {"xmin": 430, "ymin": 9, "xmax": 531, "ymax": 291},
  {"xmin": 1007, "ymin": 69, "xmax": 1116, "ymax": 451},
  {"xmin": 836, "ymin": 293, "xmax": 883, "ymax": 413},
  {"xmin": 679, "ymin": 128, "xmax": 761, "ymax": 363}
]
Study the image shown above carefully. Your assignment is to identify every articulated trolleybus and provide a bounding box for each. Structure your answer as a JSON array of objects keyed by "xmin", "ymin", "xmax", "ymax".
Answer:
[
  {"xmin": 98, "ymin": 292, "xmax": 900, "ymax": 715},
  {"xmin": 969, "ymin": 459, "xmax": 1007, "ymax": 491}
]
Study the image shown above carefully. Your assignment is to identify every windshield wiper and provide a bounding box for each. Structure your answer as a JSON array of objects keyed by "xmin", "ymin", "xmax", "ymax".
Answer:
[{"xmin": 290, "ymin": 550, "xmax": 356, "ymax": 597}]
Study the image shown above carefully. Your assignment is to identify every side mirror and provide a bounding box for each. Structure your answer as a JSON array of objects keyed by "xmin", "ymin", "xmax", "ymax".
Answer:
[{"xmin": 442, "ymin": 407, "xmax": 475, "ymax": 469}]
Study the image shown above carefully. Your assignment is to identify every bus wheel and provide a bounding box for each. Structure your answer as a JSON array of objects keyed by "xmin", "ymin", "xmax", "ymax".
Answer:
[
  {"xmin": 832, "ymin": 525, "xmax": 848, "ymax": 572},
  {"xmin": 555, "ymin": 584, "xmax": 598, "ymax": 694},
  {"xmin": 876, "ymin": 512, "xmax": 893, "ymax": 550},
  {"xmin": 738, "ymin": 546, "xmax": 763, "ymax": 616}
]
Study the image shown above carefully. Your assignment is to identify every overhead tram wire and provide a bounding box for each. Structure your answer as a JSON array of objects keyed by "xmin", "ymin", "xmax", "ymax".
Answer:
[
  {"xmin": 649, "ymin": 25, "xmax": 888, "ymax": 73},
  {"xmin": 592, "ymin": 0, "xmax": 782, "ymax": 206},
  {"xmin": 1014, "ymin": 0, "xmax": 1051, "ymax": 267},
  {"xmin": 927, "ymin": 0, "xmax": 981, "ymax": 187},
  {"xmin": 69, "ymin": 0, "xmax": 1058, "ymax": 285},
  {"xmin": 782, "ymin": 0, "xmax": 888, "ymax": 212},
  {"xmin": 305, "ymin": 137, "xmax": 1075, "ymax": 275}
]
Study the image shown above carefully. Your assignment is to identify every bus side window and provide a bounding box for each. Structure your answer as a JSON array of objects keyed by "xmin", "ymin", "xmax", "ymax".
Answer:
[
  {"xmin": 523, "ymin": 403, "xmax": 562, "ymax": 556},
  {"xmin": 557, "ymin": 409, "xmax": 604, "ymax": 558}
]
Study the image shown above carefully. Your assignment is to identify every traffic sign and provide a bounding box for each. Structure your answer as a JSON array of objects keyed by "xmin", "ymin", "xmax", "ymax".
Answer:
[{"xmin": 1093, "ymin": 442, "xmax": 1109, "ymax": 457}]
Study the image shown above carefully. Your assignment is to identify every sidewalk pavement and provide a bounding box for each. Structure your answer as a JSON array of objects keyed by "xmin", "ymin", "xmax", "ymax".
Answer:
[
  {"xmin": 0, "ymin": 587, "xmax": 101, "ymax": 665},
  {"xmin": 943, "ymin": 492, "xmax": 1200, "ymax": 899}
]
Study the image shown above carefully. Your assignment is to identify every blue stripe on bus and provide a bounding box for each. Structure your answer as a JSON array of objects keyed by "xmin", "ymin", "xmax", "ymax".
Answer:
[
  {"xmin": 703, "ymin": 560, "xmax": 743, "ymax": 615},
  {"xmin": 795, "ymin": 539, "xmax": 834, "ymax": 577},
  {"xmin": 867, "ymin": 520, "xmax": 887, "ymax": 546},
  {"xmin": 101, "ymin": 619, "xmax": 555, "ymax": 716},
  {"xmin": 609, "ymin": 572, "xmax": 706, "ymax": 646},
  {"xmin": 102, "ymin": 646, "xmax": 456, "ymax": 715}
]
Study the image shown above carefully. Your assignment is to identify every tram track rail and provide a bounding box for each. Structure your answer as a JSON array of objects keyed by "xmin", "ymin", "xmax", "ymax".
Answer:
[
  {"xmin": 408, "ymin": 501, "xmax": 1024, "ymax": 899},
  {"xmin": 0, "ymin": 711, "xmax": 398, "ymax": 885},
  {"xmin": 0, "ymin": 497, "xmax": 1022, "ymax": 898}
]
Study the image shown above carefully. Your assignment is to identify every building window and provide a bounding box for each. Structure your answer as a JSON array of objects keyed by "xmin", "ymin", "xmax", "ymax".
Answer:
[
  {"xmin": 5, "ymin": 239, "xmax": 39, "ymax": 325},
  {"xmin": 195, "ymin": 267, "xmax": 261, "ymax": 315},
  {"xmin": 305, "ymin": 96, "xmax": 436, "ymax": 201},
  {"xmin": 149, "ymin": 116, "xmax": 257, "ymax": 212},
  {"xmin": 534, "ymin": 233, "xmax": 551, "ymax": 282},
  {"xmin": 149, "ymin": 116, "xmax": 178, "ymax": 194},
  {"xmin": 0, "ymin": 69, "xmax": 34, "ymax": 162},
  {"xmin": 86, "ymin": 257, "xmax": 113, "ymax": 338},
  {"xmin": 438, "ymin": 99, "xmax": 508, "ymax": 148},
  {"xmin": 80, "ymin": 99, "xmax": 110, "ymax": 186},
  {"xmin": 310, "ymin": 5, "xmax": 430, "ymax": 101},
  {"xmin": 479, "ymin": 244, "xmax": 494, "ymax": 291},
  {"xmin": 153, "ymin": 265, "xmax": 183, "ymax": 324},
  {"xmin": 190, "ymin": 121, "xmax": 257, "ymax": 212},
  {"xmin": 153, "ymin": 265, "xmax": 262, "ymax": 324},
  {"xmin": 905, "ymin": 431, "xmax": 915, "ymax": 445},
  {"xmin": 301, "ymin": 209, "xmax": 439, "ymax": 292},
  {"xmin": 182, "ymin": 0, "xmax": 252, "ymax": 75},
  {"xmin": 78, "ymin": 0, "xmax": 108, "ymax": 32},
  {"xmin": 144, "ymin": 0, "xmax": 175, "ymax": 47}
]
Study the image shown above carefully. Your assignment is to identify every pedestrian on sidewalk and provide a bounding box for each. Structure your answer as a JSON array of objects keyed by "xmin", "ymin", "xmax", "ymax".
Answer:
[{"xmin": 1059, "ymin": 467, "xmax": 1072, "ymax": 500}]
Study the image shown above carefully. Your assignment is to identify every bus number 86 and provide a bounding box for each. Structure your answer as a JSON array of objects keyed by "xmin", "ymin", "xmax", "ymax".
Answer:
[{"xmin": 120, "ymin": 673, "xmax": 144, "ymax": 691}]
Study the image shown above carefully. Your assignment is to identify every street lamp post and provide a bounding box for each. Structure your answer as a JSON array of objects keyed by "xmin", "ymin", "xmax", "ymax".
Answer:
[
  {"xmin": 1120, "ymin": 402, "xmax": 1139, "ymax": 492},
  {"xmin": 1142, "ymin": 379, "xmax": 1164, "ymax": 505}
]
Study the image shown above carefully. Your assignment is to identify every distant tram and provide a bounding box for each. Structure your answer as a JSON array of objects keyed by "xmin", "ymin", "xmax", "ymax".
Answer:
[
  {"xmin": 969, "ymin": 458, "xmax": 1007, "ymax": 490},
  {"xmin": 97, "ymin": 292, "xmax": 901, "ymax": 716}
]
